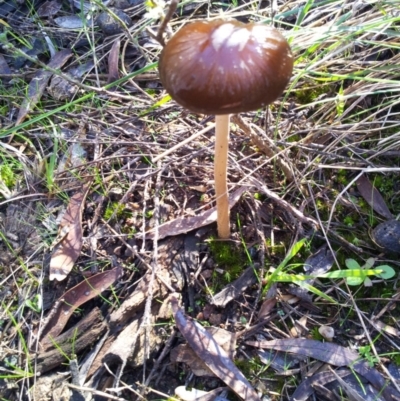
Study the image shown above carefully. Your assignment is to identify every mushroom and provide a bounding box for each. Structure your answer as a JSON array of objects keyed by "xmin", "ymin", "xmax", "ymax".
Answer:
[
  {"xmin": 158, "ymin": 19, "xmax": 293, "ymax": 239},
  {"xmin": 318, "ymin": 325, "xmax": 335, "ymax": 341}
]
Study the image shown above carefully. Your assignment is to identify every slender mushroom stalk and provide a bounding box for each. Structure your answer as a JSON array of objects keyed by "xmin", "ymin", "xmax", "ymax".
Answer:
[
  {"xmin": 158, "ymin": 19, "xmax": 293, "ymax": 239},
  {"xmin": 214, "ymin": 114, "xmax": 230, "ymax": 238}
]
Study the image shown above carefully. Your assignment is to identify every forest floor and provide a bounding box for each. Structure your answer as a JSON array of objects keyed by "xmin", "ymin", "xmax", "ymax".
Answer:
[{"xmin": 1, "ymin": 0, "xmax": 400, "ymax": 400}]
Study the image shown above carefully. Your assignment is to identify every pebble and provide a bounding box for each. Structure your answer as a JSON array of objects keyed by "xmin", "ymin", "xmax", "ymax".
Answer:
[{"xmin": 372, "ymin": 220, "xmax": 400, "ymax": 253}]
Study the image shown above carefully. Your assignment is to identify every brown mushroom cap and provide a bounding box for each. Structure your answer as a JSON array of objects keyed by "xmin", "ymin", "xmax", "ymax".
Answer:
[{"xmin": 159, "ymin": 19, "xmax": 293, "ymax": 115}]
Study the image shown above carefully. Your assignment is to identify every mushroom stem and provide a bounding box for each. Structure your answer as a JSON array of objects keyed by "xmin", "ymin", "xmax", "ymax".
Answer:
[{"xmin": 214, "ymin": 114, "xmax": 230, "ymax": 239}]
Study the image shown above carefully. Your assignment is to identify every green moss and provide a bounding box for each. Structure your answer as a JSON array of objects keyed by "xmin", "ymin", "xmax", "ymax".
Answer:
[
  {"xmin": 392, "ymin": 353, "xmax": 400, "ymax": 366},
  {"xmin": 235, "ymin": 356, "xmax": 261, "ymax": 379},
  {"xmin": 294, "ymin": 83, "xmax": 330, "ymax": 105},
  {"xmin": 104, "ymin": 201, "xmax": 127, "ymax": 220},
  {"xmin": 0, "ymin": 164, "xmax": 16, "ymax": 188},
  {"xmin": 208, "ymin": 236, "xmax": 245, "ymax": 289}
]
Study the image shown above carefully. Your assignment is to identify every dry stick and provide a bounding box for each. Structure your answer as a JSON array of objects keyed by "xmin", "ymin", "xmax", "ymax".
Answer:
[
  {"xmin": 214, "ymin": 114, "xmax": 231, "ymax": 239},
  {"xmin": 155, "ymin": 0, "xmax": 179, "ymax": 46},
  {"xmin": 143, "ymin": 163, "xmax": 162, "ymax": 382},
  {"xmin": 152, "ymin": 123, "xmax": 215, "ymax": 163},
  {"xmin": 66, "ymin": 383, "xmax": 128, "ymax": 401},
  {"xmin": 143, "ymin": 329, "xmax": 178, "ymax": 388},
  {"xmin": 232, "ymin": 114, "xmax": 294, "ymax": 182},
  {"xmin": 121, "ymin": 39, "xmax": 154, "ymax": 100},
  {"xmin": 247, "ymin": 176, "xmax": 364, "ymax": 254}
]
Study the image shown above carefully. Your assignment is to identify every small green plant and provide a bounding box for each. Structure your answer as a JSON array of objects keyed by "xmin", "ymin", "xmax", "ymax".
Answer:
[
  {"xmin": 25, "ymin": 294, "xmax": 42, "ymax": 313},
  {"xmin": 207, "ymin": 236, "xmax": 244, "ymax": 292},
  {"xmin": 345, "ymin": 258, "xmax": 395, "ymax": 287},
  {"xmin": 263, "ymin": 240, "xmax": 396, "ymax": 304},
  {"xmin": 358, "ymin": 345, "xmax": 380, "ymax": 367},
  {"xmin": 311, "ymin": 326, "xmax": 324, "ymax": 341}
]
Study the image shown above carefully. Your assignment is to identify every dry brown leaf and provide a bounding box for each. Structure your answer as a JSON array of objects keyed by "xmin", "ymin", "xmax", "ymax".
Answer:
[
  {"xmin": 107, "ymin": 39, "xmax": 120, "ymax": 84},
  {"xmin": 37, "ymin": 0, "xmax": 62, "ymax": 17},
  {"xmin": 139, "ymin": 187, "xmax": 246, "ymax": 240},
  {"xmin": 356, "ymin": 174, "xmax": 393, "ymax": 219},
  {"xmin": 40, "ymin": 266, "xmax": 123, "ymax": 345},
  {"xmin": 170, "ymin": 327, "xmax": 236, "ymax": 377},
  {"xmin": 248, "ymin": 338, "xmax": 400, "ymax": 401},
  {"xmin": 15, "ymin": 49, "xmax": 72, "ymax": 126},
  {"xmin": 171, "ymin": 297, "xmax": 261, "ymax": 401},
  {"xmin": 246, "ymin": 338, "xmax": 358, "ymax": 366},
  {"xmin": 211, "ymin": 266, "xmax": 258, "ymax": 307},
  {"xmin": 50, "ymin": 182, "xmax": 91, "ymax": 281},
  {"xmin": 290, "ymin": 370, "xmax": 355, "ymax": 401},
  {"xmin": 258, "ymin": 297, "xmax": 277, "ymax": 320}
]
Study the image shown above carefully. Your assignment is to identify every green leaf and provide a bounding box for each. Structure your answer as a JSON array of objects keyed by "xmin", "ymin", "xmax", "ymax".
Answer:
[
  {"xmin": 346, "ymin": 276, "xmax": 364, "ymax": 286},
  {"xmin": 294, "ymin": 281, "xmax": 338, "ymax": 304},
  {"xmin": 375, "ymin": 265, "xmax": 396, "ymax": 280},
  {"xmin": 274, "ymin": 272, "xmax": 308, "ymax": 282},
  {"xmin": 345, "ymin": 258, "xmax": 360, "ymax": 269},
  {"xmin": 319, "ymin": 269, "xmax": 373, "ymax": 279},
  {"xmin": 363, "ymin": 277, "xmax": 372, "ymax": 287},
  {"xmin": 364, "ymin": 258, "xmax": 375, "ymax": 269},
  {"xmin": 278, "ymin": 238, "xmax": 307, "ymax": 270}
]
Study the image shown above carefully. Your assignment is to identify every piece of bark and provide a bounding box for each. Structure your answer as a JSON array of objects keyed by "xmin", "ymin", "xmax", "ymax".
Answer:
[
  {"xmin": 211, "ymin": 266, "xmax": 258, "ymax": 307},
  {"xmin": 109, "ymin": 238, "xmax": 181, "ymax": 327},
  {"xmin": 88, "ymin": 305, "xmax": 164, "ymax": 378},
  {"xmin": 109, "ymin": 268, "xmax": 169, "ymax": 327},
  {"xmin": 104, "ymin": 304, "xmax": 163, "ymax": 366},
  {"xmin": 35, "ymin": 307, "xmax": 107, "ymax": 374}
]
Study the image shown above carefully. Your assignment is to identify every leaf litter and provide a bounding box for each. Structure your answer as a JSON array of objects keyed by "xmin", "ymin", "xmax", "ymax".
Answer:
[
  {"xmin": 15, "ymin": 49, "xmax": 73, "ymax": 125},
  {"xmin": 1, "ymin": 0, "xmax": 400, "ymax": 399},
  {"xmin": 40, "ymin": 266, "xmax": 123, "ymax": 345},
  {"xmin": 171, "ymin": 296, "xmax": 261, "ymax": 401},
  {"xmin": 247, "ymin": 338, "xmax": 400, "ymax": 401},
  {"xmin": 49, "ymin": 181, "xmax": 92, "ymax": 281}
]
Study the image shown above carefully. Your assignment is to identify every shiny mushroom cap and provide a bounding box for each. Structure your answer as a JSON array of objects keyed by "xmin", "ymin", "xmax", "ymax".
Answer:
[{"xmin": 158, "ymin": 19, "xmax": 293, "ymax": 115}]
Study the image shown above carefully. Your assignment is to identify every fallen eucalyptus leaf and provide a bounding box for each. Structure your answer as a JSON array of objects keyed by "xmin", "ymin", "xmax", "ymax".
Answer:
[
  {"xmin": 138, "ymin": 187, "xmax": 246, "ymax": 240},
  {"xmin": 40, "ymin": 267, "xmax": 123, "ymax": 344},
  {"xmin": 356, "ymin": 174, "xmax": 392, "ymax": 219},
  {"xmin": 50, "ymin": 182, "xmax": 91, "ymax": 281},
  {"xmin": 37, "ymin": 0, "xmax": 62, "ymax": 17},
  {"xmin": 171, "ymin": 297, "xmax": 261, "ymax": 401},
  {"xmin": 15, "ymin": 49, "xmax": 72, "ymax": 125}
]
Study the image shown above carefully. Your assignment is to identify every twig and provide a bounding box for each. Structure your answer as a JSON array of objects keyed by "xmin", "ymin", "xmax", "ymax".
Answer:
[
  {"xmin": 155, "ymin": 0, "xmax": 179, "ymax": 46},
  {"xmin": 66, "ymin": 383, "xmax": 128, "ymax": 400},
  {"xmin": 140, "ymin": 162, "xmax": 163, "ymax": 392},
  {"xmin": 143, "ymin": 328, "xmax": 178, "ymax": 388},
  {"xmin": 232, "ymin": 114, "xmax": 294, "ymax": 182},
  {"xmin": 247, "ymin": 176, "xmax": 317, "ymax": 227},
  {"xmin": 152, "ymin": 123, "xmax": 215, "ymax": 163}
]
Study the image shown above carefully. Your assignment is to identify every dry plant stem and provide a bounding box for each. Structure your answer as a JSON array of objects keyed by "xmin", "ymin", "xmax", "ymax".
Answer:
[
  {"xmin": 215, "ymin": 114, "xmax": 230, "ymax": 239},
  {"xmin": 155, "ymin": 0, "xmax": 178, "ymax": 46},
  {"xmin": 232, "ymin": 114, "xmax": 294, "ymax": 182},
  {"xmin": 152, "ymin": 123, "xmax": 215, "ymax": 163}
]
